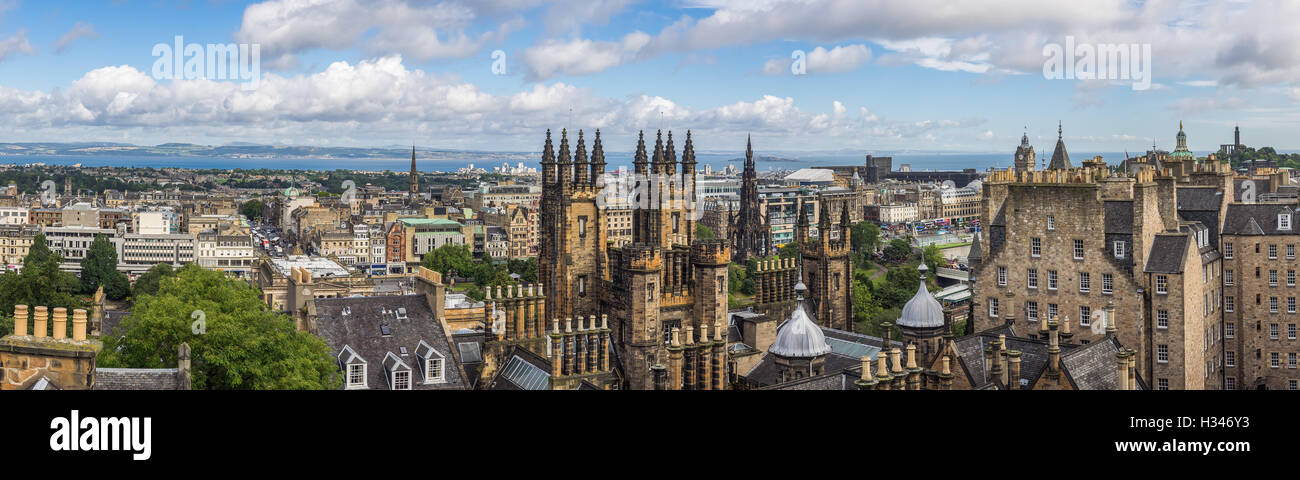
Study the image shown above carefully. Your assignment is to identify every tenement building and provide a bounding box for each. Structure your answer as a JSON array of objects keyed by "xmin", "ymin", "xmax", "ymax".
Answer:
[
  {"xmin": 1221, "ymin": 203, "xmax": 1300, "ymax": 390},
  {"xmin": 970, "ymin": 160, "xmax": 1234, "ymax": 390}
]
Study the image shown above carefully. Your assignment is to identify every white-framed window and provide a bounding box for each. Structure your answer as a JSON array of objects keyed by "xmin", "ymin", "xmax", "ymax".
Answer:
[
  {"xmin": 1226, "ymin": 322, "xmax": 1235, "ymax": 339},
  {"xmin": 1270, "ymin": 352, "xmax": 1280, "ymax": 368},
  {"xmin": 1271, "ymin": 297, "xmax": 1279, "ymax": 313},
  {"xmin": 1270, "ymin": 269, "xmax": 1279, "ymax": 286},
  {"xmin": 1157, "ymin": 310, "xmax": 1168, "ymax": 329},
  {"xmin": 997, "ymin": 266, "xmax": 1007, "ymax": 286},
  {"xmin": 1157, "ymin": 344, "xmax": 1169, "ymax": 363},
  {"xmin": 1027, "ymin": 268, "xmax": 1038, "ymax": 289},
  {"xmin": 1157, "ymin": 378, "xmax": 1169, "ymax": 390},
  {"xmin": 348, "ymin": 364, "xmax": 366, "ymax": 388},
  {"xmin": 1047, "ymin": 215, "xmax": 1055, "ymax": 230},
  {"xmin": 1080, "ymin": 306, "xmax": 1091, "ymax": 326},
  {"xmin": 1226, "ymin": 351, "xmax": 1235, "ymax": 368},
  {"xmin": 1031, "ymin": 237, "xmax": 1041, "ymax": 257},
  {"xmin": 1226, "ymin": 377, "xmax": 1235, "ymax": 390},
  {"xmin": 1226, "ymin": 296, "xmax": 1235, "ymax": 313},
  {"xmin": 1102, "ymin": 273, "xmax": 1113, "ymax": 294},
  {"xmin": 427, "ymin": 357, "xmax": 444, "ymax": 382},
  {"xmin": 1270, "ymin": 244, "xmax": 1278, "ymax": 259},
  {"xmin": 1224, "ymin": 242, "xmax": 1233, "ymax": 259},
  {"xmin": 1113, "ymin": 241, "xmax": 1125, "ymax": 259},
  {"xmin": 1290, "ymin": 297, "xmax": 1296, "ymax": 314},
  {"xmin": 1048, "ymin": 270, "xmax": 1058, "ymax": 290},
  {"xmin": 1290, "ymin": 270, "xmax": 1296, "ymax": 287},
  {"xmin": 1291, "ymin": 353, "xmax": 1298, "ymax": 369},
  {"xmin": 1079, "ymin": 272, "xmax": 1091, "ymax": 292},
  {"xmin": 1073, "ymin": 239, "xmax": 1084, "ymax": 259},
  {"xmin": 1271, "ymin": 323, "xmax": 1279, "ymax": 340},
  {"xmin": 988, "ymin": 298, "xmax": 999, "ymax": 317},
  {"xmin": 1027, "ymin": 301, "xmax": 1038, "ymax": 322},
  {"xmin": 1290, "ymin": 324, "xmax": 1297, "ymax": 340},
  {"xmin": 1291, "ymin": 380, "xmax": 1298, "ymax": 390},
  {"xmin": 1155, "ymin": 275, "xmax": 1168, "ymax": 294},
  {"xmin": 1225, "ymin": 269, "xmax": 1234, "ymax": 286},
  {"xmin": 1048, "ymin": 303, "xmax": 1058, "ymax": 319},
  {"xmin": 393, "ymin": 370, "xmax": 411, "ymax": 390},
  {"xmin": 1290, "ymin": 244, "xmax": 1296, "ymax": 259},
  {"xmin": 1280, "ymin": 214, "xmax": 1292, "ymax": 231}
]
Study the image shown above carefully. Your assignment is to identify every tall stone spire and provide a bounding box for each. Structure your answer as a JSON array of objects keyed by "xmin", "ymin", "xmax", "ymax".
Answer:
[
  {"xmin": 409, "ymin": 145, "xmax": 418, "ymax": 203},
  {"xmin": 558, "ymin": 128, "xmax": 572, "ymax": 185},
  {"xmin": 574, "ymin": 129, "xmax": 589, "ymax": 185},
  {"xmin": 665, "ymin": 131, "xmax": 677, "ymax": 175},
  {"xmin": 735, "ymin": 135, "xmax": 767, "ymax": 261},
  {"xmin": 1048, "ymin": 121, "xmax": 1072, "ymax": 170},
  {"xmin": 591, "ymin": 129, "xmax": 606, "ymax": 185},
  {"xmin": 633, "ymin": 130, "xmax": 648, "ymax": 175},
  {"xmin": 541, "ymin": 129, "xmax": 556, "ymax": 185}
]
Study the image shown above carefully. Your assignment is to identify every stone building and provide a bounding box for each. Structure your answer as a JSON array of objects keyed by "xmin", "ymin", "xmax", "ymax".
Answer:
[
  {"xmin": 798, "ymin": 198, "xmax": 853, "ymax": 331},
  {"xmin": 732, "ymin": 136, "xmax": 768, "ymax": 261},
  {"xmin": 1221, "ymin": 203, "xmax": 1300, "ymax": 390}
]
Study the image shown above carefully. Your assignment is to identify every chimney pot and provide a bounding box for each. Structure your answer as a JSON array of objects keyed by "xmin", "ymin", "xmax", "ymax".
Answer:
[
  {"xmin": 72, "ymin": 309, "xmax": 87, "ymax": 341},
  {"xmin": 52, "ymin": 307, "xmax": 68, "ymax": 340},
  {"xmin": 34, "ymin": 306, "xmax": 48, "ymax": 338},
  {"xmin": 13, "ymin": 304, "xmax": 28, "ymax": 337}
]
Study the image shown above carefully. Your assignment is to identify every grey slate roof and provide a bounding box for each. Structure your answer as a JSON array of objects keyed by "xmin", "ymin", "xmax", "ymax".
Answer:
[
  {"xmin": 1104, "ymin": 201, "xmax": 1134, "ymax": 234},
  {"xmin": 1048, "ymin": 137, "xmax": 1071, "ymax": 170},
  {"xmin": 487, "ymin": 345, "xmax": 551, "ymax": 390},
  {"xmin": 1059, "ymin": 337, "xmax": 1138, "ymax": 390},
  {"xmin": 1234, "ymin": 178, "xmax": 1271, "ymax": 201},
  {"xmin": 94, "ymin": 368, "xmax": 182, "ymax": 390},
  {"xmin": 1222, "ymin": 203, "xmax": 1300, "ymax": 236},
  {"xmin": 1177, "ymin": 187, "xmax": 1223, "ymax": 211},
  {"xmin": 315, "ymin": 294, "xmax": 466, "ymax": 390},
  {"xmin": 1143, "ymin": 234, "xmax": 1189, "ymax": 273}
]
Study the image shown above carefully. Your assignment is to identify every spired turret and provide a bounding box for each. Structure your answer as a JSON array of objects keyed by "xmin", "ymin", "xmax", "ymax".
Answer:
[
  {"xmin": 574, "ymin": 129, "xmax": 589, "ymax": 186},
  {"xmin": 591, "ymin": 129, "xmax": 606, "ymax": 185},
  {"xmin": 1048, "ymin": 121, "xmax": 1072, "ymax": 170}
]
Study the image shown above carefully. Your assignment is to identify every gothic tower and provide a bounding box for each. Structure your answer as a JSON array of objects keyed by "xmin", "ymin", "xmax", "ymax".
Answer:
[
  {"xmin": 801, "ymin": 198, "xmax": 854, "ymax": 331},
  {"xmin": 409, "ymin": 145, "xmax": 418, "ymax": 204},
  {"xmin": 539, "ymin": 129, "xmax": 606, "ymax": 325},
  {"xmin": 733, "ymin": 136, "xmax": 768, "ymax": 261},
  {"xmin": 1048, "ymin": 121, "xmax": 1072, "ymax": 170}
]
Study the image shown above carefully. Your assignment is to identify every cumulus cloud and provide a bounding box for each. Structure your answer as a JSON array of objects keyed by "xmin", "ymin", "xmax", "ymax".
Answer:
[
  {"xmin": 54, "ymin": 22, "xmax": 99, "ymax": 54},
  {"xmin": 764, "ymin": 44, "xmax": 872, "ymax": 75},
  {"xmin": 235, "ymin": 0, "xmax": 512, "ymax": 69},
  {"xmin": 521, "ymin": 31, "xmax": 649, "ymax": 80}
]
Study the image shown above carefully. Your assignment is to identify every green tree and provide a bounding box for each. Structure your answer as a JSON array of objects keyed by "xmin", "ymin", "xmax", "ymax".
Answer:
[
  {"xmin": 851, "ymin": 221, "xmax": 880, "ymax": 254},
  {"xmin": 132, "ymin": 263, "xmax": 177, "ymax": 297},
  {"xmin": 507, "ymin": 257, "xmax": 538, "ymax": 283},
  {"xmin": 421, "ymin": 244, "xmax": 475, "ymax": 278},
  {"xmin": 883, "ymin": 239, "xmax": 912, "ymax": 264},
  {"xmin": 777, "ymin": 241, "xmax": 800, "ymax": 259},
  {"xmin": 239, "ymin": 199, "xmax": 264, "ymax": 222},
  {"xmin": 0, "ymin": 234, "xmax": 84, "ymax": 337},
  {"xmin": 922, "ymin": 244, "xmax": 945, "ymax": 272},
  {"xmin": 80, "ymin": 234, "xmax": 129, "ymax": 300},
  {"xmin": 695, "ymin": 223, "xmax": 716, "ymax": 240},
  {"xmin": 97, "ymin": 264, "xmax": 341, "ymax": 390}
]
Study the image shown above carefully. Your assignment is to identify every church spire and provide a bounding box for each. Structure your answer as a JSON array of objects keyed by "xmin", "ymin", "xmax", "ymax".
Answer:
[
  {"xmin": 409, "ymin": 144, "xmax": 418, "ymax": 202},
  {"xmin": 634, "ymin": 130, "xmax": 648, "ymax": 174}
]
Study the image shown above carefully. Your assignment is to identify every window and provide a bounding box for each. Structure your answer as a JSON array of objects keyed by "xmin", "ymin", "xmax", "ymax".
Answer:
[
  {"xmin": 1290, "ymin": 244, "xmax": 1296, "ymax": 259},
  {"xmin": 1157, "ymin": 344, "xmax": 1169, "ymax": 363},
  {"xmin": 1270, "ymin": 269, "xmax": 1278, "ymax": 286},
  {"xmin": 1102, "ymin": 273, "xmax": 1113, "ymax": 294},
  {"xmin": 1031, "ymin": 237, "xmax": 1041, "ymax": 257},
  {"xmin": 1290, "ymin": 324, "xmax": 1297, "ymax": 340},
  {"xmin": 1290, "ymin": 270, "xmax": 1296, "ymax": 287},
  {"xmin": 1027, "ymin": 301, "xmax": 1038, "ymax": 322},
  {"xmin": 1155, "ymin": 275, "xmax": 1168, "ymax": 294},
  {"xmin": 1157, "ymin": 310, "xmax": 1168, "ymax": 329},
  {"xmin": 988, "ymin": 298, "xmax": 999, "ymax": 317},
  {"xmin": 1027, "ymin": 268, "xmax": 1038, "ymax": 289},
  {"xmin": 1271, "ymin": 297, "xmax": 1280, "ymax": 313},
  {"xmin": 997, "ymin": 266, "xmax": 1007, "ymax": 286},
  {"xmin": 1271, "ymin": 324, "xmax": 1279, "ymax": 340},
  {"xmin": 1291, "ymin": 353, "xmax": 1298, "ymax": 369},
  {"xmin": 1226, "ymin": 351, "xmax": 1235, "ymax": 368},
  {"xmin": 348, "ymin": 364, "xmax": 366, "ymax": 388},
  {"xmin": 426, "ymin": 358, "xmax": 444, "ymax": 382},
  {"xmin": 578, "ymin": 275, "xmax": 587, "ymax": 296},
  {"xmin": 1226, "ymin": 377, "xmax": 1235, "ymax": 390},
  {"xmin": 1226, "ymin": 322, "xmax": 1235, "ymax": 339},
  {"xmin": 1271, "ymin": 352, "xmax": 1280, "ymax": 368},
  {"xmin": 1226, "ymin": 296, "xmax": 1235, "ymax": 313},
  {"xmin": 1291, "ymin": 298, "xmax": 1297, "ymax": 314},
  {"xmin": 1113, "ymin": 241, "xmax": 1126, "ymax": 259},
  {"xmin": 1080, "ymin": 306, "xmax": 1091, "ymax": 326},
  {"xmin": 1073, "ymin": 239, "xmax": 1084, "ymax": 259},
  {"xmin": 1157, "ymin": 378, "xmax": 1169, "ymax": 390},
  {"xmin": 1224, "ymin": 242, "xmax": 1233, "ymax": 259},
  {"xmin": 1048, "ymin": 270, "xmax": 1058, "ymax": 290},
  {"xmin": 1226, "ymin": 269, "xmax": 1234, "ymax": 286},
  {"xmin": 1270, "ymin": 244, "xmax": 1278, "ymax": 259},
  {"xmin": 1048, "ymin": 303, "xmax": 1058, "ymax": 319},
  {"xmin": 1047, "ymin": 215, "xmax": 1055, "ymax": 230},
  {"xmin": 393, "ymin": 370, "xmax": 411, "ymax": 390},
  {"xmin": 1281, "ymin": 214, "xmax": 1292, "ymax": 231},
  {"xmin": 1292, "ymin": 380, "xmax": 1298, "ymax": 391},
  {"xmin": 1079, "ymin": 272, "xmax": 1091, "ymax": 292},
  {"xmin": 578, "ymin": 216, "xmax": 588, "ymax": 237}
]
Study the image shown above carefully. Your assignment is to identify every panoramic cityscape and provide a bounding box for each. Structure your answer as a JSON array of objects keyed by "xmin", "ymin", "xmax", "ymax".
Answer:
[{"xmin": 1, "ymin": 0, "xmax": 1293, "ymax": 462}]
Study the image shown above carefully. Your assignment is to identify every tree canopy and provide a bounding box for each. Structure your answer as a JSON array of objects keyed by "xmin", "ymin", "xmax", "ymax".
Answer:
[
  {"xmin": 239, "ymin": 199, "xmax": 264, "ymax": 222},
  {"xmin": 80, "ymin": 234, "xmax": 129, "ymax": 300},
  {"xmin": 132, "ymin": 263, "xmax": 178, "ymax": 297},
  {"xmin": 695, "ymin": 223, "xmax": 716, "ymax": 240},
  {"xmin": 97, "ymin": 264, "xmax": 341, "ymax": 390},
  {"xmin": 0, "ymin": 234, "xmax": 84, "ymax": 337}
]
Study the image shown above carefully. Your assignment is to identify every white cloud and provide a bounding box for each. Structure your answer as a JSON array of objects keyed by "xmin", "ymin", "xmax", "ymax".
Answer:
[
  {"xmin": 54, "ymin": 22, "xmax": 98, "ymax": 54},
  {"xmin": 521, "ymin": 31, "xmax": 650, "ymax": 80},
  {"xmin": 0, "ymin": 29, "xmax": 35, "ymax": 62}
]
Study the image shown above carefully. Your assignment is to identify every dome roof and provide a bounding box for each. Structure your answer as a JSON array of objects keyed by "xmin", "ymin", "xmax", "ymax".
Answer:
[
  {"xmin": 897, "ymin": 264, "xmax": 945, "ymax": 328},
  {"xmin": 768, "ymin": 280, "xmax": 832, "ymax": 358}
]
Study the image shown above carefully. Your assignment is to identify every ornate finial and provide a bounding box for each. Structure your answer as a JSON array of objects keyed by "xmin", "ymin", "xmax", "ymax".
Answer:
[{"xmin": 1058, "ymin": 120, "xmax": 1062, "ymax": 139}]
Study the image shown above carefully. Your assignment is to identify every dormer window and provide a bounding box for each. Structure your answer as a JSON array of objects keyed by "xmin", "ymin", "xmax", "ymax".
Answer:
[
  {"xmin": 348, "ymin": 364, "xmax": 366, "ymax": 388},
  {"xmin": 382, "ymin": 352, "xmax": 413, "ymax": 390},
  {"xmin": 393, "ymin": 371, "xmax": 411, "ymax": 390},
  {"xmin": 426, "ymin": 358, "xmax": 443, "ymax": 382},
  {"xmin": 1281, "ymin": 214, "xmax": 1292, "ymax": 231},
  {"xmin": 414, "ymin": 340, "xmax": 447, "ymax": 384},
  {"xmin": 338, "ymin": 344, "xmax": 368, "ymax": 389}
]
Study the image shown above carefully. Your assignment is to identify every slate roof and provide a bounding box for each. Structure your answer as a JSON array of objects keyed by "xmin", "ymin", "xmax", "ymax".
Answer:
[
  {"xmin": 100, "ymin": 310, "xmax": 131, "ymax": 338},
  {"xmin": 94, "ymin": 368, "xmax": 182, "ymax": 390},
  {"xmin": 1059, "ymin": 337, "xmax": 1139, "ymax": 390},
  {"xmin": 1048, "ymin": 137, "xmax": 1071, "ymax": 170},
  {"xmin": 1234, "ymin": 178, "xmax": 1271, "ymax": 201},
  {"xmin": 315, "ymin": 294, "xmax": 466, "ymax": 390},
  {"xmin": 1176, "ymin": 187, "xmax": 1223, "ymax": 211},
  {"xmin": 989, "ymin": 204, "xmax": 1006, "ymax": 227},
  {"xmin": 953, "ymin": 325, "xmax": 1086, "ymax": 390},
  {"xmin": 1222, "ymin": 203, "xmax": 1300, "ymax": 236},
  {"xmin": 1143, "ymin": 234, "xmax": 1189, "ymax": 273},
  {"xmin": 1104, "ymin": 201, "xmax": 1134, "ymax": 234}
]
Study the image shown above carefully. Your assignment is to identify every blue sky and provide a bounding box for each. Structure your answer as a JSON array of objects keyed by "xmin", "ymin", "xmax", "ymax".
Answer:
[{"xmin": 0, "ymin": 0, "xmax": 1297, "ymax": 155}]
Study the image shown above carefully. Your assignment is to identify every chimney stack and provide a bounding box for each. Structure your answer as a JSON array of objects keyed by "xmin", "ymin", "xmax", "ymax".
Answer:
[
  {"xmin": 1105, "ymin": 301, "xmax": 1117, "ymax": 335},
  {"xmin": 72, "ymin": 309, "xmax": 87, "ymax": 341},
  {"xmin": 52, "ymin": 307, "xmax": 67, "ymax": 340},
  {"xmin": 1048, "ymin": 320, "xmax": 1061, "ymax": 375},
  {"xmin": 13, "ymin": 305, "xmax": 27, "ymax": 336},
  {"xmin": 1116, "ymin": 349, "xmax": 1129, "ymax": 390},
  {"xmin": 33, "ymin": 306, "xmax": 48, "ymax": 338},
  {"xmin": 1127, "ymin": 349, "xmax": 1137, "ymax": 390},
  {"xmin": 1008, "ymin": 350, "xmax": 1022, "ymax": 389}
]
